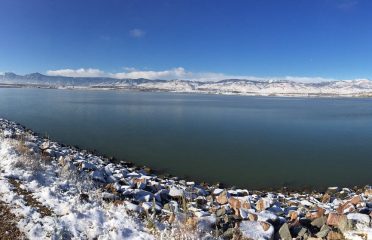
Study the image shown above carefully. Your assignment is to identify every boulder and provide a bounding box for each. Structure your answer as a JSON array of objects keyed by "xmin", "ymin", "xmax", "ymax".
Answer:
[
  {"xmin": 228, "ymin": 197, "xmax": 251, "ymax": 216},
  {"xmin": 327, "ymin": 212, "xmax": 347, "ymax": 228},
  {"xmin": 3, "ymin": 129, "xmax": 15, "ymax": 138},
  {"xmin": 364, "ymin": 188, "xmax": 372, "ymax": 197},
  {"xmin": 327, "ymin": 187, "xmax": 340, "ymax": 194},
  {"xmin": 256, "ymin": 210, "xmax": 279, "ymax": 223},
  {"xmin": 256, "ymin": 198, "xmax": 270, "ymax": 212},
  {"xmin": 154, "ymin": 189, "xmax": 170, "ymax": 203},
  {"xmin": 133, "ymin": 189, "xmax": 154, "ymax": 202},
  {"xmin": 213, "ymin": 188, "xmax": 224, "ymax": 195},
  {"xmin": 168, "ymin": 186, "xmax": 184, "ymax": 198},
  {"xmin": 278, "ymin": 223, "xmax": 292, "ymax": 240},
  {"xmin": 316, "ymin": 225, "xmax": 331, "ymax": 238},
  {"xmin": 327, "ymin": 231, "xmax": 343, "ymax": 240},
  {"xmin": 311, "ymin": 216, "xmax": 327, "ymax": 228},
  {"xmin": 40, "ymin": 141, "xmax": 50, "ymax": 150},
  {"xmin": 322, "ymin": 193, "xmax": 331, "ymax": 203},
  {"xmin": 216, "ymin": 207, "xmax": 226, "ymax": 217},
  {"xmin": 81, "ymin": 161, "xmax": 97, "ymax": 171},
  {"xmin": 124, "ymin": 201, "xmax": 142, "ymax": 212},
  {"xmin": 289, "ymin": 211, "xmax": 298, "ymax": 221},
  {"xmin": 337, "ymin": 202, "xmax": 356, "ymax": 214},
  {"xmin": 238, "ymin": 221, "xmax": 274, "ymax": 240},
  {"xmin": 92, "ymin": 169, "xmax": 107, "ymax": 183},
  {"xmin": 24, "ymin": 141, "xmax": 40, "ymax": 153},
  {"xmin": 349, "ymin": 195, "xmax": 362, "ymax": 205},
  {"xmin": 347, "ymin": 213, "xmax": 371, "ymax": 229},
  {"xmin": 216, "ymin": 190, "xmax": 229, "ymax": 205},
  {"xmin": 44, "ymin": 148, "xmax": 57, "ymax": 158},
  {"xmin": 102, "ymin": 192, "xmax": 119, "ymax": 201},
  {"xmin": 142, "ymin": 201, "xmax": 162, "ymax": 212},
  {"xmin": 221, "ymin": 228, "xmax": 234, "ymax": 239}
]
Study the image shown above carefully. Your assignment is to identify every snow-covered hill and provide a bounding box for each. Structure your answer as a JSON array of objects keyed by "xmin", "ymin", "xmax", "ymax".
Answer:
[{"xmin": 1, "ymin": 72, "xmax": 372, "ymax": 97}]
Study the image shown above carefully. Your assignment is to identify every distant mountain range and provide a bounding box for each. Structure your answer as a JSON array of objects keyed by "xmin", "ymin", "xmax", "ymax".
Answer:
[{"xmin": 1, "ymin": 72, "xmax": 372, "ymax": 97}]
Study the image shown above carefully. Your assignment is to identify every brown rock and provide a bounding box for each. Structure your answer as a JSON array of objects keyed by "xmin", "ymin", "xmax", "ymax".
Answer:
[
  {"xmin": 112, "ymin": 200, "xmax": 125, "ymax": 206},
  {"xmin": 327, "ymin": 231, "xmax": 343, "ymax": 240},
  {"xmin": 260, "ymin": 221, "xmax": 271, "ymax": 231},
  {"xmin": 306, "ymin": 207, "xmax": 325, "ymax": 220},
  {"xmin": 317, "ymin": 206, "xmax": 326, "ymax": 216},
  {"xmin": 228, "ymin": 197, "xmax": 241, "ymax": 215},
  {"xmin": 168, "ymin": 213, "xmax": 175, "ymax": 224},
  {"xmin": 364, "ymin": 189, "xmax": 372, "ymax": 197},
  {"xmin": 104, "ymin": 184, "xmax": 118, "ymax": 194},
  {"xmin": 337, "ymin": 202, "xmax": 355, "ymax": 214},
  {"xmin": 248, "ymin": 213, "xmax": 258, "ymax": 221},
  {"xmin": 256, "ymin": 198, "xmax": 269, "ymax": 212},
  {"xmin": 132, "ymin": 177, "xmax": 146, "ymax": 185},
  {"xmin": 322, "ymin": 193, "xmax": 331, "ymax": 203},
  {"xmin": 349, "ymin": 195, "xmax": 362, "ymax": 205},
  {"xmin": 216, "ymin": 191, "xmax": 228, "ymax": 205},
  {"xmin": 241, "ymin": 200, "xmax": 251, "ymax": 209},
  {"xmin": 306, "ymin": 211, "xmax": 321, "ymax": 220},
  {"xmin": 326, "ymin": 212, "xmax": 347, "ymax": 227},
  {"xmin": 290, "ymin": 211, "xmax": 298, "ymax": 221}
]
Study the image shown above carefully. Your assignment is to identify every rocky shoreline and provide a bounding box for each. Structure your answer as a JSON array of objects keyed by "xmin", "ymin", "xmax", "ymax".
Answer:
[{"xmin": 0, "ymin": 118, "xmax": 371, "ymax": 239}]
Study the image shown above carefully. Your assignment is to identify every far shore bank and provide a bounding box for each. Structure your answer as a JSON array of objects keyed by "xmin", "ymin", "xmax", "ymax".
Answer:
[{"xmin": 1, "ymin": 83, "xmax": 372, "ymax": 99}]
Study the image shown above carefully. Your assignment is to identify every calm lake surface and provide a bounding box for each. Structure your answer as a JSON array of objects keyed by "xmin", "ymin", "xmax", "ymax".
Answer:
[{"xmin": 1, "ymin": 88, "xmax": 371, "ymax": 189}]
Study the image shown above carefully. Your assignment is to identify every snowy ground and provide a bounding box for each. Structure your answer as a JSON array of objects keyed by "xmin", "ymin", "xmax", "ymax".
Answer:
[{"xmin": 0, "ymin": 138, "xmax": 155, "ymax": 239}]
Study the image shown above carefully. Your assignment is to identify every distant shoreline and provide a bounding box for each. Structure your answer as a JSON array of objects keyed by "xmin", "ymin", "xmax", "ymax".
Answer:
[{"xmin": 2, "ymin": 83, "xmax": 372, "ymax": 99}]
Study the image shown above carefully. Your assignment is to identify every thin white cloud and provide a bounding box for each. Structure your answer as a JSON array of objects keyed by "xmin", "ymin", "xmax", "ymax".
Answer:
[
  {"xmin": 46, "ymin": 68, "xmax": 106, "ymax": 78},
  {"xmin": 112, "ymin": 67, "xmax": 186, "ymax": 80},
  {"xmin": 45, "ymin": 67, "xmax": 364, "ymax": 83},
  {"xmin": 129, "ymin": 28, "xmax": 146, "ymax": 38}
]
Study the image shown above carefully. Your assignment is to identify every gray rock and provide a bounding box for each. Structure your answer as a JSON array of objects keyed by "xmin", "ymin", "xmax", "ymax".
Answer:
[
  {"xmin": 213, "ymin": 188, "xmax": 224, "ymax": 195},
  {"xmin": 92, "ymin": 169, "xmax": 107, "ymax": 183},
  {"xmin": 278, "ymin": 223, "xmax": 292, "ymax": 240},
  {"xmin": 311, "ymin": 216, "xmax": 326, "ymax": 228},
  {"xmin": 3, "ymin": 128, "xmax": 14, "ymax": 138},
  {"xmin": 169, "ymin": 186, "xmax": 184, "ymax": 198},
  {"xmin": 221, "ymin": 228, "xmax": 234, "ymax": 239},
  {"xmin": 316, "ymin": 224, "xmax": 330, "ymax": 238},
  {"xmin": 44, "ymin": 148, "xmax": 57, "ymax": 158},
  {"xmin": 239, "ymin": 221, "xmax": 274, "ymax": 240},
  {"xmin": 347, "ymin": 213, "xmax": 371, "ymax": 228},
  {"xmin": 154, "ymin": 189, "xmax": 170, "ymax": 202},
  {"xmin": 133, "ymin": 189, "xmax": 153, "ymax": 202},
  {"xmin": 40, "ymin": 141, "xmax": 50, "ymax": 150},
  {"xmin": 216, "ymin": 207, "xmax": 226, "ymax": 217},
  {"xmin": 297, "ymin": 227, "xmax": 308, "ymax": 237},
  {"xmin": 102, "ymin": 192, "xmax": 119, "ymax": 201},
  {"xmin": 81, "ymin": 161, "xmax": 97, "ymax": 171},
  {"xmin": 24, "ymin": 141, "xmax": 40, "ymax": 153},
  {"xmin": 327, "ymin": 186, "xmax": 339, "ymax": 194}
]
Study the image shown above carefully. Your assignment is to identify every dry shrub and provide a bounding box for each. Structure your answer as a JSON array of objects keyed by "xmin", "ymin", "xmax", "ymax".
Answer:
[{"xmin": 13, "ymin": 154, "xmax": 43, "ymax": 172}]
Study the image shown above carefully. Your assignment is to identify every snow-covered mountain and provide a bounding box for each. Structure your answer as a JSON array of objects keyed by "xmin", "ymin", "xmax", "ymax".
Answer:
[{"xmin": 1, "ymin": 72, "xmax": 372, "ymax": 97}]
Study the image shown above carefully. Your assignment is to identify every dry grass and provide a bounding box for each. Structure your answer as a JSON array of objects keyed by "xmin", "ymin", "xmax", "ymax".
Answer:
[
  {"xmin": 8, "ymin": 178, "xmax": 53, "ymax": 218},
  {"xmin": 0, "ymin": 199, "xmax": 25, "ymax": 240}
]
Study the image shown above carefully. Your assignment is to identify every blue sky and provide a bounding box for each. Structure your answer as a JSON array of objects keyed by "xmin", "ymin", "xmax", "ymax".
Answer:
[{"xmin": 0, "ymin": 0, "xmax": 371, "ymax": 81}]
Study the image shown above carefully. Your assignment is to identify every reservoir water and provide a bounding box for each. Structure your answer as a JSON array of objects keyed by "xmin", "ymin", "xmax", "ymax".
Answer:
[{"xmin": 0, "ymin": 88, "xmax": 371, "ymax": 189}]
